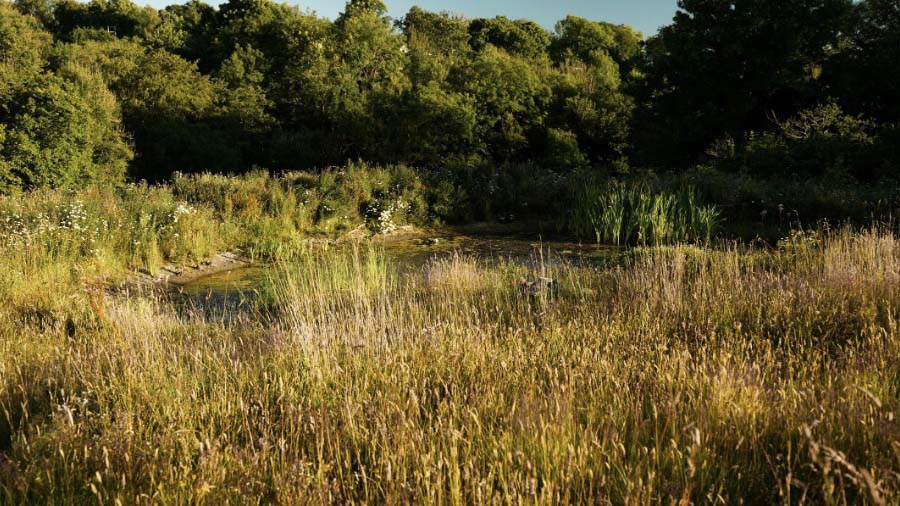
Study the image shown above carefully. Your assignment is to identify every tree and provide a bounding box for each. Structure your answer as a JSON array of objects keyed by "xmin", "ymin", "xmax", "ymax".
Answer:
[
  {"xmin": 548, "ymin": 58, "xmax": 633, "ymax": 165},
  {"xmin": 52, "ymin": 37, "xmax": 144, "ymax": 86},
  {"xmin": 467, "ymin": 16, "xmax": 550, "ymax": 58},
  {"xmin": 0, "ymin": 65, "xmax": 132, "ymax": 191},
  {"xmin": 400, "ymin": 6, "xmax": 469, "ymax": 57},
  {"xmin": 213, "ymin": 0, "xmax": 309, "ymax": 71},
  {"xmin": 551, "ymin": 16, "xmax": 642, "ymax": 78},
  {"xmin": 828, "ymin": 0, "xmax": 900, "ymax": 124},
  {"xmin": 542, "ymin": 128, "xmax": 587, "ymax": 170},
  {"xmin": 636, "ymin": 0, "xmax": 855, "ymax": 166},
  {"xmin": 400, "ymin": 7, "xmax": 470, "ymax": 88},
  {"xmin": 13, "ymin": 0, "xmax": 57, "ymax": 30},
  {"xmin": 0, "ymin": 1, "xmax": 53, "ymax": 104},
  {"xmin": 54, "ymin": 0, "xmax": 160, "ymax": 41},
  {"xmin": 272, "ymin": 0, "xmax": 408, "ymax": 164},
  {"xmin": 736, "ymin": 102, "xmax": 883, "ymax": 180},
  {"xmin": 336, "ymin": 0, "xmax": 387, "ymax": 22},
  {"xmin": 331, "ymin": 0, "xmax": 406, "ymax": 94},
  {"xmin": 150, "ymin": 1, "xmax": 217, "ymax": 65},
  {"xmin": 449, "ymin": 46, "xmax": 552, "ymax": 161},
  {"xmin": 113, "ymin": 49, "xmax": 247, "ymax": 176},
  {"xmin": 388, "ymin": 82, "xmax": 478, "ymax": 166}
]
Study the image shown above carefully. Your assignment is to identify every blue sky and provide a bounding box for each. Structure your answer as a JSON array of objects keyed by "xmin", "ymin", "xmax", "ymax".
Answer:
[{"xmin": 144, "ymin": 0, "xmax": 680, "ymax": 37}]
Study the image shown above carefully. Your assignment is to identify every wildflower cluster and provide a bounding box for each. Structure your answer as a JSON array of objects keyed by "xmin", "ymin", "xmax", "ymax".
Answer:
[
  {"xmin": 126, "ymin": 200, "xmax": 212, "ymax": 266},
  {"xmin": 0, "ymin": 201, "xmax": 107, "ymax": 258},
  {"xmin": 367, "ymin": 198, "xmax": 409, "ymax": 234},
  {"xmin": 172, "ymin": 202, "xmax": 197, "ymax": 222},
  {"xmin": 778, "ymin": 229, "xmax": 823, "ymax": 252}
]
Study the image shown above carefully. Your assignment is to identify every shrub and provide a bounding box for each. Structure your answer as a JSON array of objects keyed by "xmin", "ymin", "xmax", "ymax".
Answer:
[
  {"xmin": 738, "ymin": 103, "xmax": 879, "ymax": 181},
  {"xmin": 542, "ymin": 128, "xmax": 588, "ymax": 170},
  {"xmin": 0, "ymin": 67, "xmax": 132, "ymax": 192}
]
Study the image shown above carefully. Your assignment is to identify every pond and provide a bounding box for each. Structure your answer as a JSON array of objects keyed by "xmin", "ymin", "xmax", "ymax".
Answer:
[{"xmin": 172, "ymin": 232, "xmax": 622, "ymax": 320}]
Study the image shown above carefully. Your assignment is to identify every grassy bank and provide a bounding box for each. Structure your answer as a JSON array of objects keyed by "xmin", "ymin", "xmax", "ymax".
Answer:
[
  {"xmin": 0, "ymin": 164, "xmax": 431, "ymax": 282},
  {"xmin": 2, "ymin": 226, "xmax": 900, "ymax": 503},
  {"xmin": 2, "ymin": 164, "xmax": 896, "ymax": 274}
]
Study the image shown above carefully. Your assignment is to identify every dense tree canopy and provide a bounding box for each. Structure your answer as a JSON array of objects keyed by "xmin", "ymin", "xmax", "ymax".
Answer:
[
  {"xmin": 0, "ymin": 66, "xmax": 131, "ymax": 191},
  {"xmin": 0, "ymin": 0, "xmax": 897, "ymax": 190},
  {"xmin": 636, "ymin": 0, "xmax": 857, "ymax": 165},
  {"xmin": 0, "ymin": 2, "xmax": 130, "ymax": 191},
  {"xmin": 829, "ymin": 0, "xmax": 900, "ymax": 123},
  {"xmin": 0, "ymin": 1, "xmax": 52, "ymax": 102}
]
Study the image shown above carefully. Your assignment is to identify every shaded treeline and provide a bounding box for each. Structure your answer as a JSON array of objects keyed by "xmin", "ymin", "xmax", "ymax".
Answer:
[{"xmin": 1, "ymin": 0, "xmax": 899, "ymax": 189}]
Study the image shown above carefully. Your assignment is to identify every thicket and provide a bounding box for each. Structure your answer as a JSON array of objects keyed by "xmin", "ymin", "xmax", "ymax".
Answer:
[{"xmin": 1, "ymin": 0, "xmax": 898, "ymax": 191}]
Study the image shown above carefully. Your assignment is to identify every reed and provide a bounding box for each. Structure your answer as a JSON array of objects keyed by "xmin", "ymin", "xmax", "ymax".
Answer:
[{"xmin": 572, "ymin": 181, "xmax": 720, "ymax": 246}]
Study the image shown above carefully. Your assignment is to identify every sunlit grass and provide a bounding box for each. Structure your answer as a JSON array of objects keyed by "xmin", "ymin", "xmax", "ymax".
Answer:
[{"xmin": 2, "ymin": 226, "xmax": 899, "ymax": 503}]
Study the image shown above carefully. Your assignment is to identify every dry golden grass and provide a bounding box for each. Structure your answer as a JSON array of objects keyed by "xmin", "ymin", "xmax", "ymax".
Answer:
[{"xmin": 2, "ymin": 228, "xmax": 900, "ymax": 504}]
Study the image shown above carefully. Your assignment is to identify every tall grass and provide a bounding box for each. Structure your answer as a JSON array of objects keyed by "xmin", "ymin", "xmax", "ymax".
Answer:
[
  {"xmin": 0, "ymin": 186, "xmax": 228, "ymax": 283},
  {"xmin": 0, "ymin": 163, "xmax": 437, "ymax": 290},
  {"xmin": 2, "ymin": 228, "xmax": 899, "ymax": 503},
  {"xmin": 575, "ymin": 181, "xmax": 720, "ymax": 246},
  {"xmin": 171, "ymin": 163, "xmax": 431, "ymax": 241}
]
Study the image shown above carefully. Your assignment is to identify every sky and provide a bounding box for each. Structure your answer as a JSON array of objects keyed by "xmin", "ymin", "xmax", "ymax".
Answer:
[{"xmin": 144, "ymin": 0, "xmax": 681, "ymax": 37}]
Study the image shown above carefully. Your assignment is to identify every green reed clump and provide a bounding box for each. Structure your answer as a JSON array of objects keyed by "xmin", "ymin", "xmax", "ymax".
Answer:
[{"xmin": 581, "ymin": 181, "xmax": 720, "ymax": 245}]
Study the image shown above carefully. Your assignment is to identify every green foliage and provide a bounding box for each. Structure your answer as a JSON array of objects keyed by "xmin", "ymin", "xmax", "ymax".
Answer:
[
  {"xmin": 0, "ymin": 66, "xmax": 131, "ymax": 192},
  {"xmin": 0, "ymin": 185, "xmax": 227, "ymax": 277},
  {"xmin": 389, "ymin": 83, "xmax": 478, "ymax": 166},
  {"xmin": 720, "ymin": 103, "xmax": 897, "ymax": 181},
  {"xmin": 467, "ymin": 16, "xmax": 550, "ymax": 58},
  {"xmin": 1, "ymin": 0, "xmax": 898, "ymax": 195},
  {"xmin": 576, "ymin": 181, "xmax": 720, "ymax": 245},
  {"xmin": 542, "ymin": 128, "xmax": 587, "ymax": 170},
  {"xmin": 52, "ymin": 36, "xmax": 144, "ymax": 84},
  {"xmin": 0, "ymin": 5, "xmax": 132, "ymax": 192},
  {"xmin": 637, "ymin": 0, "xmax": 857, "ymax": 166},
  {"xmin": 664, "ymin": 164, "xmax": 900, "ymax": 241},
  {"xmin": 13, "ymin": 0, "xmax": 57, "ymax": 29},
  {"xmin": 401, "ymin": 8, "xmax": 469, "ymax": 88},
  {"xmin": 336, "ymin": 0, "xmax": 387, "ymax": 23},
  {"xmin": 400, "ymin": 6, "xmax": 469, "ymax": 57},
  {"xmin": 54, "ymin": 0, "xmax": 161, "ymax": 41},
  {"xmin": 549, "ymin": 58, "xmax": 633, "ymax": 164},
  {"xmin": 152, "ymin": 0, "xmax": 217, "ymax": 63},
  {"xmin": 828, "ymin": 0, "xmax": 900, "ymax": 124},
  {"xmin": 170, "ymin": 163, "xmax": 433, "ymax": 242},
  {"xmin": 449, "ymin": 45, "xmax": 552, "ymax": 161},
  {"xmin": 551, "ymin": 15, "xmax": 642, "ymax": 76},
  {"xmin": 0, "ymin": 1, "xmax": 52, "ymax": 102},
  {"xmin": 119, "ymin": 49, "xmax": 216, "ymax": 122}
]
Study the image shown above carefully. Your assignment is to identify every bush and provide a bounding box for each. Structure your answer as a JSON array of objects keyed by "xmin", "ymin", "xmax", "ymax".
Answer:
[
  {"xmin": 671, "ymin": 165, "xmax": 900, "ymax": 239},
  {"xmin": 0, "ymin": 67, "xmax": 132, "ymax": 192},
  {"xmin": 736, "ymin": 103, "xmax": 881, "ymax": 181},
  {"xmin": 542, "ymin": 128, "xmax": 588, "ymax": 170}
]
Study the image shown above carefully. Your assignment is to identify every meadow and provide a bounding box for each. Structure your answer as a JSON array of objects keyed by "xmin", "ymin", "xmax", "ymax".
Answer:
[
  {"xmin": 1, "ymin": 169, "xmax": 899, "ymax": 503},
  {"xmin": 3, "ymin": 0, "xmax": 900, "ymax": 501}
]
